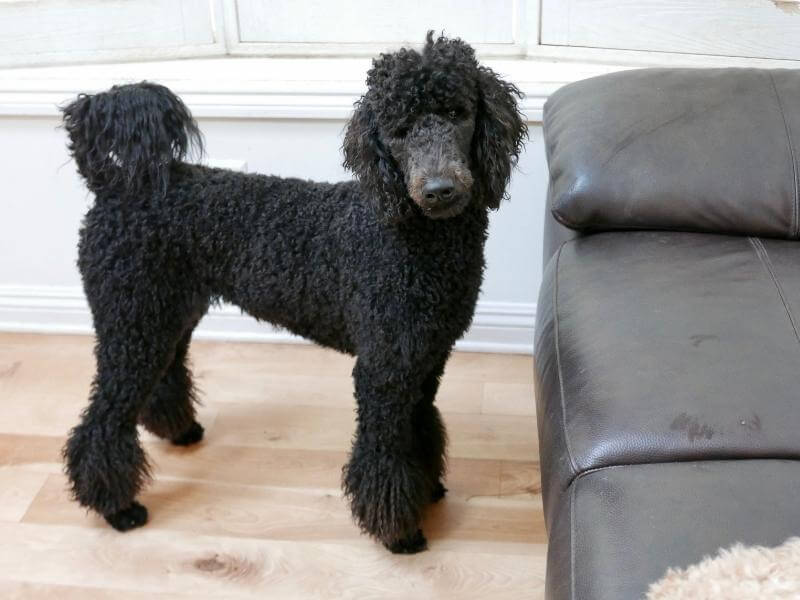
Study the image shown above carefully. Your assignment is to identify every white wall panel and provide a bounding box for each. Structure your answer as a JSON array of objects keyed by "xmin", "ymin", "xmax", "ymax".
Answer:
[
  {"xmin": 235, "ymin": 0, "xmax": 515, "ymax": 44},
  {"xmin": 541, "ymin": 0, "xmax": 800, "ymax": 61},
  {"xmin": 0, "ymin": 0, "xmax": 223, "ymax": 67}
]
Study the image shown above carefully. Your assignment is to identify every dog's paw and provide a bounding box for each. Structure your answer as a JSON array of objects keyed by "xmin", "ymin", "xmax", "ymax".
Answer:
[
  {"xmin": 104, "ymin": 501, "xmax": 148, "ymax": 531},
  {"xmin": 430, "ymin": 481, "xmax": 447, "ymax": 503},
  {"xmin": 385, "ymin": 529, "xmax": 428, "ymax": 554},
  {"xmin": 171, "ymin": 421, "xmax": 204, "ymax": 446},
  {"xmin": 343, "ymin": 449, "xmax": 430, "ymax": 551}
]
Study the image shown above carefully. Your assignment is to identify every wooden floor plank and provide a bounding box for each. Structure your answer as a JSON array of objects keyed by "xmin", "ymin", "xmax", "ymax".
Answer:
[
  {"xmin": 1, "ymin": 523, "xmax": 545, "ymax": 599},
  {"xmin": 0, "ymin": 433, "xmax": 539, "ymax": 505},
  {"xmin": 0, "ymin": 333, "xmax": 535, "ymax": 415},
  {"xmin": 483, "ymin": 381, "xmax": 537, "ymax": 416},
  {"xmin": 209, "ymin": 402, "xmax": 537, "ymax": 460},
  {"xmin": 0, "ymin": 581, "xmax": 203, "ymax": 600},
  {"xmin": 0, "ymin": 467, "xmax": 48, "ymax": 522},
  {"xmin": 24, "ymin": 473, "xmax": 546, "ymax": 545}
]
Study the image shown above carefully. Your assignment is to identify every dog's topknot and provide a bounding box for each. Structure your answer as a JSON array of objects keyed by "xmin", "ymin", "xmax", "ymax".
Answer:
[{"xmin": 365, "ymin": 31, "xmax": 480, "ymax": 135}]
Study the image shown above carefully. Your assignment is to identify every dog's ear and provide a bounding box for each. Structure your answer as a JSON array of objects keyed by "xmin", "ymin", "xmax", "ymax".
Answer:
[
  {"xmin": 342, "ymin": 100, "xmax": 414, "ymax": 223},
  {"xmin": 471, "ymin": 67, "xmax": 527, "ymax": 210}
]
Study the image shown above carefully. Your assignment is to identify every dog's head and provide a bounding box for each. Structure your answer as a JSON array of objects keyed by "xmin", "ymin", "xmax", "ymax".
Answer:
[{"xmin": 343, "ymin": 32, "xmax": 527, "ymax": 223}]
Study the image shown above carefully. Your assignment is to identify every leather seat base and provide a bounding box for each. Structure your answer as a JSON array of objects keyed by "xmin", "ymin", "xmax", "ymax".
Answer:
[{"xmin": 547, "ymin": 460, "xmax": 800, "ymax": 600}]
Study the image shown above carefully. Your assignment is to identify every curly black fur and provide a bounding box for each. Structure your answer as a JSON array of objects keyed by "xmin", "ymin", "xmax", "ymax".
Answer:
[
  {"xmin": 62, "ymin": 81, "xmax": 203, "ymax": 198},
  {"xmin": 61, "ymin": 32, "xmax": 526, "ymax": 553}
]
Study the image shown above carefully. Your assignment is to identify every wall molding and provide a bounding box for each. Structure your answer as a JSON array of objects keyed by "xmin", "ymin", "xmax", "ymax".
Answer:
[
  {"xmin": 0, "ymin": 55, "xmax": 626, "ymax": 123},
  {"xmin": 0, "ymin": 285, "xmax": 535, "ymax": 354}
]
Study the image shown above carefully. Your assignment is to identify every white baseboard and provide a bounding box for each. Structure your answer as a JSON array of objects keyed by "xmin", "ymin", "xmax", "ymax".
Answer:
[{"xmin": 0, "ymin": 285, "xmax": 534, "ymax": 354}]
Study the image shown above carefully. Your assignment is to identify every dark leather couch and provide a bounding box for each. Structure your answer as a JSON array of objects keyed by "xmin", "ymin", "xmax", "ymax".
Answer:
[{"xmin": 534, "ymin": 68, "xmax": 800, "ymax": 599}]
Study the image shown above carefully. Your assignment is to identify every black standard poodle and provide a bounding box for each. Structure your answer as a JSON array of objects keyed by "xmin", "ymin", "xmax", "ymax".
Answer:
[{"xmin": 61, "ymin": 32, "xmax": 526, "ymax": 553}]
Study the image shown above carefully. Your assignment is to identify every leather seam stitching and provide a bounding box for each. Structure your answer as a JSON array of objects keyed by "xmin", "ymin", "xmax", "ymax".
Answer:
[
  {"xmin": 768, "ymin": 71, "xmax": 800, "ymax": 239},
  {"xmin": 571, "ymin": 456, "xmax": 800, "ymax": 484},
  {"xmin": 749, "ymin": 237, "xmax": 800, "ymax": 345},
  {"xmin": 553, "ymin": 241, "xmax": 579, "ymax": 477}
]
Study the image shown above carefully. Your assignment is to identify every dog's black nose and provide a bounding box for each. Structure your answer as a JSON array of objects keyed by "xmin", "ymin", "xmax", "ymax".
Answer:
[{"xmin": 423, "ymin": 178, "xmax": 456, "ymax": 203}]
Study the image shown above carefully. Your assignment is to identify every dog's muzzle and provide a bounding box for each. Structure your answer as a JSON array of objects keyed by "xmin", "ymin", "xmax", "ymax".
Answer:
[
  {"xmin": 411, "ymin": 165, "xmax": 473, "ymax": 219},
  {"xmin": 417, "ymin": 176, "xmax": 467, "ymax": 218},
  {"xmin": 404, "ymin": 116, "xmax": 475, "ymax": 219}
]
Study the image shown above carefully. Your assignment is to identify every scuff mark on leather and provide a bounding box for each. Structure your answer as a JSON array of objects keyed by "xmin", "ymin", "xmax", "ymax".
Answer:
[
  {"xmin": 670, "ymin": 412, "xmax": 714, "ymax": 442},
  {"xmin": 689, "ymin": 334, "xmax": 719, "ymax": 347},
  {"xmin": 601, "ymin": 102, "xmax": 723, "ymax": 168},
  {"xmin": 739, "ymin": 413, "xmax": 762, "ymax": 432}
]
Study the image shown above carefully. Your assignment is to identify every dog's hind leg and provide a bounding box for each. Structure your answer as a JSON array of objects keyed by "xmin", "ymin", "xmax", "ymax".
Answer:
[
  {"xmin": 139, "ymin": 324, "xmax": 204, "ymax": 446},
  {"xmin": 63, "ymin": 298, "xmax": 190, "ymax": 532}
]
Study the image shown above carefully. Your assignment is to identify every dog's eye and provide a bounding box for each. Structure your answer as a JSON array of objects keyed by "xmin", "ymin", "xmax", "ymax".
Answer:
[
  {"xmin": 394, "ymin": 126, "xmax": 409, "ymax": 138},
  {"xmin": 448, "ymin": 110, "xmax": 457, "ymax": 119}
]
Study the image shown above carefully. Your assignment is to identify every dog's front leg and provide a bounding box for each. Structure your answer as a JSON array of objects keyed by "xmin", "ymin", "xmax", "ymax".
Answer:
[{"xmin": 343, "ymin": 358, "xmax": 434, "ymax": 553}]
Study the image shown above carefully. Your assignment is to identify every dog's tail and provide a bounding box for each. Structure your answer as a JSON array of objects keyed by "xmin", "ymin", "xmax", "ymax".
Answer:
[{"xmin": 61, "ymin": 81, "xmax": 203, "ymax": 198}]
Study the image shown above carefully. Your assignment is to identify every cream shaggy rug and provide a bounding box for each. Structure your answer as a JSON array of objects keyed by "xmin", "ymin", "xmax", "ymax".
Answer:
[{"xmin": 647, "ymin": 537, "xmax": 800, "ymax": 599}]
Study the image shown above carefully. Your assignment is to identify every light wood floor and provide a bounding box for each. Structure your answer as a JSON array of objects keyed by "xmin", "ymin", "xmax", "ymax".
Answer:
[{"xmin": 0, "ymin": 332, "xmax": 545, "ymax": 599}]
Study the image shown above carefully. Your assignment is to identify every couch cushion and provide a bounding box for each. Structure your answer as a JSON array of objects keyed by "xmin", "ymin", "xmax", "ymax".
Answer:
[
  {"xmin": 543, "ymin": 68, "xmax": 800, "ymax": 239},
  {"xmin": 545, "ymin": 460, "xmax": 800, "ymax": 600},
  {"xmin": 534, "ymin": 231, "xmax": 800, "ymax": 530}
]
